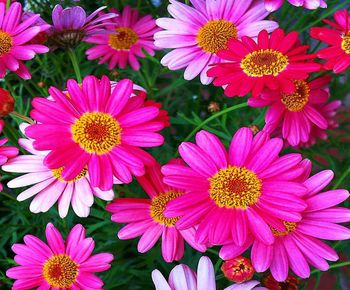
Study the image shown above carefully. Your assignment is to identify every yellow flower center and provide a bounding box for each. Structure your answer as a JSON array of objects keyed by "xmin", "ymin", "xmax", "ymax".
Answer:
[
  {"xmin": 0, "ymin": 30, "xmax": 12, "ymax": 56},
  {"xmin": 281, "ymin": 80, "xmax": 310, "ymax": 112},
  {"xmin": 71, "ymin": 112, "xmax": 122, "ymax": 155},
  {"xmin": 241, "ymin": 49, "xmax": 289, "ymax": 77},
  {"xmin": 209, "ymin": 166, "xmax": 262, "ymax": 209},
  {"xmin": 109, "ymin": 27, "xmax": 139, "ymax": 50},
  {"xmin": 271, "ymin": 221, "xmax": 297, "ymax": 236},
  {"xmin": 197, "ymin": 20, "xmax": 237, "ymax": 54},
  {"xmin": 150, "ymin": 191, "xmax": 182, "ymax": 226},
  {"xmin": 51, "ymin": 166, "xmax": 88, "ymax": 182},
  {"xmin": 341, "ymin": 33, "xmax": 350, "ymax": 54},
  {"xmin": 42, "ymin": 254, "xmax": 78, "ymax": 288}
]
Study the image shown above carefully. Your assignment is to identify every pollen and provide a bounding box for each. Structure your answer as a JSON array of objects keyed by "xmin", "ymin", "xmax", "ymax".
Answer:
[
  {"xmin": 241, "ymin": 49, "xmax": 289, "ymax": 77},
  {"xmin": 71, "ymin": 112, "xmax": 122, "ymax": 155},
  {"xmin": 281, "ymin": 80, "xmax": 310, "ymax": 112},
  {"xmin": 43, "ymin": 254, "xmax": 78, "ymax": 288},
  {"xmin": 271, "ymin": 221, "xmax": 297, "ymax": 236},
  {"xmin": 341, "ymin": 33, "xmax": 350, "ymax": 54},
  {"xmin": 150, "ymin": 191, "xmax": 182, "ymax": 227},
  {"xmin": 209, "ymin": 166, "xmax": 262, "ymax": 209},
  {"xmin": 52, "ymin": 166, "xmax": 88, "ymax": 182},
  {"xmin": 0, "ymin": 30, "xmax": 13, "ymax": 56},
  {"xmin": 109, "ymin": 27, "xmax": 139, "ymax": 50},
  {"xmin": 197, "ymin": 20, "xmax": 237, "ymax": 54}
]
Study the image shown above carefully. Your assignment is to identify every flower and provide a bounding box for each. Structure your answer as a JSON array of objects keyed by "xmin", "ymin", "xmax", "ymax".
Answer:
[
  {"xmin": 162, "ymin": 128, "xmax": 308, "ymax": 246},
  {"xmin": 207, "ymin": 29, "xmax": 321, "ymax": 97},
  {"xmin": 220, "ymin": 170, "xmax": 350, "ymax": 281},
  {"xmin": 310, "ymin": 9, "xmax": 350, "ymax": 74},
  {"xmin": 154, "ymin": 0, "xmax": 278, "ymax": 85},
  {"xmin": 106, "ymin": 160, "xmax": 206, "ymax": 262},
  {"xmin": 86, "ymin": 6, "xmax": 159, "ymax": 70},
  {"xmin": 261, "ymin": 274, "xmax": 299, "ymax": 290},
  {"xmin": 221, "ymin": 256, "xmax": 255, "ymax": 283},
  {"xmin": 2, "ymin": 123, "xmax": 116, "ymax": 218},
  {"xmin": 0, "ymin": 2, "xmax": 49, "ymax": 79},
  {"xmin": 48, "ymin": 4, "xmax": 117, "ymax": 48},
  {"xmin": 0, "ymin": 87, "xmax": 14, "ymax": 117},
  {"xmin": 264, "ymin": 0, "xmax": 326, "ymax": 12},
  {"xmin": 152, "ymin": 256, "xmax": 266, "ymax": 290},
  {"xmin": 25, "ymin": 76, "xmax": 167, "ymax": 191},
  {"xmin": 248, "ymin": 76, "xmax": 331, "ymax": 146},
  {"xmin": 6, "ymin": 223, "xmax": 113, "ymax": 289},
  {"xmin": 0, "ymin": 120, "xmax": 18, "ymax": 190}
]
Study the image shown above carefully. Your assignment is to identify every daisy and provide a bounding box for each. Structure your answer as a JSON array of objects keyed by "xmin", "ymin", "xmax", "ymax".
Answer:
[
  {"xmin": 154, "ymin": 0, "xmax": 278, "ymax": 85},
  {"xmin": 207, "ymin": 29, "xmax": 321, "ymax": 97},
  {"xmin": 6, "ymin": 223, "xmax": 113, "ymax": 289},
  {"xmin": 85, "ymin": 6, "xmax": 160, "ymax": 70},
  {"xmin": 0, "ymin": 2, "xmax": 49, "ymax": 79},
  {"xmin": 220, "ymin": 170, "xmax": 350, "ymax": 281},
  {"xmin": 0, "ymin": 120, "xmax": 18, "ymax": 191},
  {"xmin": 48, "ymin": 4, "xmax": 117, "ymax": 48},
  {"xmin": 25, "ymin": 75, "xmax": 167, "ymax": 191},
  {"xmin": 152, "ymin": 256, "xmax": 266, "ymax": 290},
  {"xmin": 106, "ymin": 161, "xmax": 206, "ymax": 263},
  {"xmin": 264, "ymin": 0, "xmax": 327, "ymax": 12},
  {"xmin": 248, "ymin": 76, "xmax": 331, "ymax": 146},
  {"xmin": 2, "ymin": 123, "xmax": 116, "ymax": 218},
  {"xmin": 162, "ymin": 128, "xmax": 308, "ymax": 246}
]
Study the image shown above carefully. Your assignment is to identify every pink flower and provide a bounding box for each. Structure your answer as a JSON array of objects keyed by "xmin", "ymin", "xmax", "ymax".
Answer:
[
  {"xmin": 248, "ymin": 76, "xmax": 332, "ymax": 147},
  {"xmin": 0, "ymin": 120, "xmax": 18, "ymax": 191},
  {"xmin": 49, "ymin": 4, "xmax": 117, "ymax": 48},
  {"xmin": 162, "ymin": 128, "xmax": 308, "ymax": 246},
  {"xmin": 2, "ymin": 123, "xmax": 116, "ymax": 218},
  {"xmin": 0, "ymin": 2, "xmax": 49, "ymax": 79},
  {"xmin": 220, "ymin": 170, "xmax": 350, "ymax": 282},
  {"xmin": 86, "ymin": 6, "xmax": 160, "ymax": 70},
  {"xmin": 6, "ymin": 223, "xmax": 113, "ymax": 289},
  {"xmin": 264, "ymin": 0, "xmax": 326, "ymax": 12},
  {"xmin": 152, "ymin": 256, "xmax": 266, "ymax": 290},
  {"xmin": 106, "ymin": 161, "xmax": 206, "ymax": 263},
  {"xmin": 25, "ymin": 76, "xmax": 167, "ymax": 191},
  {"xmin": 154, "ymin": 0, "xmax": 278, "ymax": 85}
]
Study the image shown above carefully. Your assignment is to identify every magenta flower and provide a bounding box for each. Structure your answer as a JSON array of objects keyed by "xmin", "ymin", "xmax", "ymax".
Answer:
[
  {"xmin": 264, "ymin": 0, "xmax": 326, "ymax": 11},
  {"xmin": 2, "ymin": 123, "xmax": 116, "ymax": 218},
  {"xmin": 106, "ymin": 161, "xmax": 206, "ymax": 263},
  {"xmin": 162, "ymin": 128, "xmax": 308, "ymax": 246},
  {"xmin": 86, "ymin": 6, "xmax": 160, "ymax": 70},
  {"xmin": 25, "ymin": 76, "xmax": 166, "ymax": 191},
  {"xmin": 154, "ymin": 0, "xmax": 278, "ymax": 84},
  {"xmin": 6, "ymin": 223, "xmax": 113, "ymax": 289},
  {"xmin": 220, "ymin": 170, "xmax": 350, "ymax": 281},
  {"xmin": 0, "ymin": 2, "xmax": 49, "ymax": 79},
  {"xmin": 49, "ymin": 4, "xmax": 117, "ymax": 48}
]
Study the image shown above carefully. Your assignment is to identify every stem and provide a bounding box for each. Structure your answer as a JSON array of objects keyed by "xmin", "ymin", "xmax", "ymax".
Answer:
[
  {"xmin": 10, "ymin": 111, "xmax": 34, "ymax": 124},
  {"xmin": 68, "ymin": 48, "xmax": 82, "ymax": 83},
  {"xmin": 311, "ymin": 261, "xmax": 350, "ymax": 276},
  {"xmin": 182, "ymin": 102, "xmax": 248, "ymax": 144},
  {"xmin": 332, "ymin": 166, "xmax": 350, "ymax": 189},
  {"xmin": 6, "ymin": 0, "xmax": 10, "ymax": 9}
]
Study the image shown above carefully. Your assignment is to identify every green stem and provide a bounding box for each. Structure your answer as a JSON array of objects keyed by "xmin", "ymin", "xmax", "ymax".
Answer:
[
  {"xmin": 182, "ymin": 102, "xmax": 248, "ymax": 144},
  {"xmin": 332, "ymin": 166, "xmax": 350, "ymax": 189},
  {"xmin": 6, "ymin": 0, "xmax": 10, "ymax": 9},
  {"xmin": 0, "ymin": 191, "xmax": 16, "ymax": 201},
  {"xmin": 10, "ymin": 111, "xmax": 34, "ymax": 124},
  {"xmin": 68, "ymin": 49, "xmax": 82, "ymax": 83},
  {"xmin": 311, "ymin": 261, "xmax": 350, "ymax": 276}
]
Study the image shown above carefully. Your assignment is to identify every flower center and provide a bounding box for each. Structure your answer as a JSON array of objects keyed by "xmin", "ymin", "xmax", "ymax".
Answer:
[
  {"xmin": 209, "ymin": 166, "xmax": 262, "ymax": 209},
  {"xmin": 109, "ymin": 27, "xmax": 139, "ymax": 50},
  {"xmin": 0, "ymin": 30, "xmax": 12, "ymax": 56},
  {"xmin": 197, "ymin": 20, "xmax": 237, "ymax": 54},
  {"xmin": 71, "ymin": 112, "xmax": 122, "ymax": 155},
  {"xmin": 281, "ymin": 80, "xmax": 310, "ymax": 112},
  {"xmin": 341, "ymin": 33, "xmax": 350, "ymax": 54},
  {"xmin": 52, "ymin": 166, "xmax": 88, "ymax": 182},
  {"xmin": 42, "ymin": 254, "xmax": 78, "ymax": 288},
  {"xmin": 241, "ymin": 49, "xmax": 289, "ymax": 77},
  {"xmin": 150, "ymin": 191, "xmax": 182, "ymax": 226},
  {"xmin": 271, "ymin": 221, "xmax": 297, "ymax": 236}
]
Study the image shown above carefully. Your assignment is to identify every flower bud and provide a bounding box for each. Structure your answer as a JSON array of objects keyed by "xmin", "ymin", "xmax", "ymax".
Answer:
[
  {"xmin": 0, "ymin": 88, "xmax": 14, "ymax": 117},
  {"xmin": 221, "ymin": 256, "xmax": 255, "ymax": 283},
  {"xmin": 262, "ymin": 273, "xmax": 299, "ymax": 290}
]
